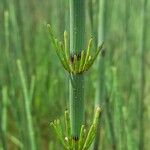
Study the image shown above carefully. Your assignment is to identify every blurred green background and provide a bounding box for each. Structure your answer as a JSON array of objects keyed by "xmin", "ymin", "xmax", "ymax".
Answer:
[{"xmin": 0, "ymin": 0, "xmax": 150, "ymax": 149}]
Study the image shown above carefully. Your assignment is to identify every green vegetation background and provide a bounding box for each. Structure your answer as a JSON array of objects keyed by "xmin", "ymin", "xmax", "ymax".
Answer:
[{"xmin": 0, "ymin": 0, "xmax": 150, "ymax": 149}]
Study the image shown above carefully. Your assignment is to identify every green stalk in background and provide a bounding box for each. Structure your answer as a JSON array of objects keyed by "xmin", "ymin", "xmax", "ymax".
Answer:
[
  {"xmin": 94, "ymin": 0, "xmax": 105, "ymax": 113},
  {"xmin": 88, "ymin": 0, "xmax": 99, "ymax": 47},
  {"xmin": 93, "ymin": 0, "xmax": 107, "ymax": 149},
  {"xmin": 17, "ymin": 60, "xmax": 36, "ymax": 150},
  {"xmin": 0, "ymin": 86, "xmax": 8, "ymax": 150},
  {"xmin": 123, "ymin": 1, "xmax": 134, "ymax": 149},
  {"xmin": 69, "ymin": 0, "xmax": 85, "ymax": 139},
  {"xmin": 4, "ymin": 10, "xmax": 9, "ymax": 61},
  {"xmin": 112, "ymin": 67, "xmax": 123, "ymax": 150},
  {"xmin": 124, "ymin": 0, "xmax": 132, "ymax": 95},
  {"xmin": 139, "ymin": 0, "xmax": 147, "ymax": 149},
  {"xmin": 0, "ymin": 11, "xmax": 9, "ymax": 150},
  {"xmin": 14, "ymin": 0, "xmax": 26, "ymax": 54},
  {"xmin": 122, "ymin": 107, "xmax": 133, "ymax": 150}
]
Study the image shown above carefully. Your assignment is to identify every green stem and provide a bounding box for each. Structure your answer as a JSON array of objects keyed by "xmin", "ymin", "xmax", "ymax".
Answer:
[
  {"xmin": 69, "ymin": 0, "xmax": 85, "ymax": 139},
  {"xmin": 70, "ymin": 0, "xmax": 85, "ymax": 52},
  {"xmin": 17, "ymin": 60, "xmax": 36, "ymax": 150},
  {"xmin": 95, "ymin": 0, "xmax": 106, "ymax": 107},
  {"xmin": 69, "ymin": 75, "xmax": 84, "ymax": 139},
  {"xmin": 139, "ymin": 0, "xmax": 147, "ymax": 149},
  {"xmin": 93, "ymin": 0, "xmax": 106, "ymax": 149},
  {"xmin": 1, "ymin": 86, "xmax": 8, "ymax": 150}
]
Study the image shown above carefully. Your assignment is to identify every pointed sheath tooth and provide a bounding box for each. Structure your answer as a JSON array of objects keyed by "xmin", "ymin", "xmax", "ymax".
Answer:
[
  {"xmin": 47, "ymin": 24, "xmax": 58, "ymax": 49},
  {"xmin": 69, "ymin": 63, "xmax": 74, "ymax": 74},
  {"xmin": 79, "ymin": 50, "xmax": 85, "ymax": 73},
  {"xmin": 83, "ymin": 38, "xmax": 93, "ymax": 70},
  {"xmin": 47, "ymin": 25, "xmax": 70, "ymax": 73},
  {"xmin": 64, "ymin": 31, "xmax": 69, "ymax": 61},
  {"xmin": 84, "ymin": 58, "xmax": 93, "ymax": 72},
  {"xmin": 55, "ymin": 50, "xmax": 70, "ymax": 72},
  {"xmin": 78, "ymin": 125, "xmax": 86, "ymax": 150},
  {"xmin": 76, "ymin": 53, "xmax": 81, "ymax": 74},
  {"xmin": 85, "ymin": 42, "xmax": 104, "ymax": 71},
  {"xmin": 59, "ymin": 42, "xmax": 64, "ymax": 51},
  {"xmin": 52, "ymin": 123, "xmax": 68, "ymax": 149},
  {"xmin": 82, "ymin": 107, "xmax": 101, "ymax": 150},
  {"xmin": 60, "ymin": 42, "xmax": 70, "ymax": 71},
  {"xmin": 58, "ymin": 42, "xmax": 66, "ymax": 61},
  {"xmin": 93, "ymin": 107, "xmax": 101, "ymax": 125},
  {"xmin": 82, "ymin": 124, "xmax": 95, "ymax": 150},
  {"xmin": 47, "ymin": 24, "xmax": 53, "ymax": 38},
  {"xmin": 95, "ymin": 42, "xmax": 104, "ymax": 59},
  {"xmin": 74, "ymin": 55, "xmax": 78, "ymax": 74},
  {"xmin": 60, "ymin": 36, "xmax": 71, "ymax": 72},
  {"xmin": 57, "ymin": 42, "xmax": 70, "ymax": 71},
  {"xmin": 54, "ymin": 39, "xmax": 60, "ymax": 54},
  {"xmin": 93, "ymin": 42, "xmax": 104, "ymax": 62}
]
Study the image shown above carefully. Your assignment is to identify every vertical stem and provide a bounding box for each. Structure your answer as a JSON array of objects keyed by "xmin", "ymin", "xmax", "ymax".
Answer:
[
  {"xmin": 1, "ymin": 86, "xmax": 8, "ymax": 150},
  {"xmin": 17, "ymin": 60, "xmax": 36, "ymax": 150},
  {"xmin": 112, "ymin": 68, "xmax": 123, "ymax": 150},
  {"xmin": 95, "ymin": 0, "xmax": 106, "ymax": 107},
  {"xmin": 69, "ymin": 0, "xmax": 85, "ymax": 139},
  {"xmin": 0, "ymin": 11, "xmax": 9, "ymax": 150},
  {"xmin": 88, "ymin": 0, "xmax": 99, "ymax": 47},
  {"xmin": 70, "ymin": 0, "xmax": 85, "ymax": 53},
  {"xmin": 139, "ymin": 0, "xmax": 147, "ymax": 149},
  {"xmin": 93, "ymin": 0, "xmax": 106, "ymax": 149}
]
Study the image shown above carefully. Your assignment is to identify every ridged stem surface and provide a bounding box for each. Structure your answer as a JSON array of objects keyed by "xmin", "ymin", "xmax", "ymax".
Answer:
[{"xmin": 69, "ymin": 0, "xmax": 85, "ymax": 139}]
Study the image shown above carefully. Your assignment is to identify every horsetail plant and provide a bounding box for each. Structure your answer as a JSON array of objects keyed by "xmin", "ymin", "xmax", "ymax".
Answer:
[
  {"xmin": 47, "ymin": 25, "xmax": 103, "ymax": 149},
  {"xmin": 50, "ymin": 107, "xmax": 101, "ymax": 150},
  {"xmin": 47, "ymin": 0, "xmax": 103, "ymax": 150},
  {"xmin": 48, "ymin": 0, "xmax": 103, "ymax": 149},
  {"xmin": 47, "ymin": 25, "xmax": 103, "ymax": 75}
]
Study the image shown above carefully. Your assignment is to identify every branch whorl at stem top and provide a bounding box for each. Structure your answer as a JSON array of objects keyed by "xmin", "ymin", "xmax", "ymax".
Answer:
[{"xmin": 47, "ymin": 24, "xmax": 104, "ymax": 75}]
